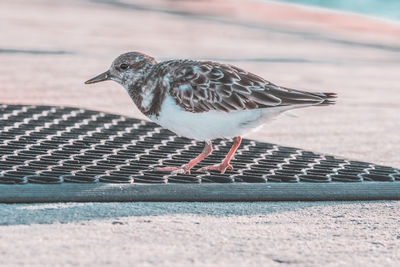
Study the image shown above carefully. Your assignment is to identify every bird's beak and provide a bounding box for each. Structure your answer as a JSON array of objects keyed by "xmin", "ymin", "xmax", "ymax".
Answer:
[{"xmin": 85, "ymin": 70, "xmax": 112, "ymax": 84}]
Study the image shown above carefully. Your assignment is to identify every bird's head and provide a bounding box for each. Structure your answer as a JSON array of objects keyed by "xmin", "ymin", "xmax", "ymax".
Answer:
[{"xmin": 85, "ymin": 52, "xmax": 157, "ymax": 89}]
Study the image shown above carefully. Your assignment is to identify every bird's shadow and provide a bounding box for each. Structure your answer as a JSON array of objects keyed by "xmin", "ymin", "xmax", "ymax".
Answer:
[{"xmin": 0, "ymin": 200, "xmax": 391, "ymax": 226}]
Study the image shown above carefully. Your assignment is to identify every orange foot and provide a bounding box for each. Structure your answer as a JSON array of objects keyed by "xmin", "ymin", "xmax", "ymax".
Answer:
[
  {"xmin": 154, "ymin": 165, "xmax": 191, "ymax": 174},
  {"xmin": 197, "ymin": 162, "xmax": 233, "ymax": 174}
]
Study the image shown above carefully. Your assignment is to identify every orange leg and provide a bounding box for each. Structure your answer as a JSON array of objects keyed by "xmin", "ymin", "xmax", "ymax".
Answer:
[
  {"xmin": 155, "ymin": 141, "xmax": 213, "ymax": 174},
  {"xmin": 198, "ymin": 136, "xmax": 242, "ymax": 174}
]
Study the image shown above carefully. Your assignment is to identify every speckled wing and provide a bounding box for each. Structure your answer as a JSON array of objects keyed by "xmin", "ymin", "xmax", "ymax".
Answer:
[{"xmin": 167, "ymin": 61, "xmax": 333, "ymax": 113}]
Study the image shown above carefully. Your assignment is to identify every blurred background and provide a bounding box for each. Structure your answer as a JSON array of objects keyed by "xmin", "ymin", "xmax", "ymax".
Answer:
[{"xmin": 1, "ymin": 0, "xmax": 399, "ymax": 167}]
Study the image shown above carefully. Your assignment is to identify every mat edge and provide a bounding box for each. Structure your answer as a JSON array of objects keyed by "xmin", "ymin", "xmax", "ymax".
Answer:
[{"xmin": 1, "ymin": 182, "xmax": 399, "ymax": 203}]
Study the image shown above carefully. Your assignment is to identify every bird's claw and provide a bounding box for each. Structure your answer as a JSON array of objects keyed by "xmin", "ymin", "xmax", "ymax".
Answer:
[
  {"xmin": 154, "ymin": 165, "xmax": 191, "ymax": 174},
  {"xmin": 197, "ymin": 162, "xmax": 233, "ymax": 174},
  {"xmin": 171, "ymin": 167, "xmax": 191, "ymax": 175}
]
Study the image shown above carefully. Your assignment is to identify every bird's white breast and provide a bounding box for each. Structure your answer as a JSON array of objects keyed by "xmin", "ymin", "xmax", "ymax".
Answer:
[{"xmin": 149, "ymin": 96, "xmax": 284, "ymax": 141}]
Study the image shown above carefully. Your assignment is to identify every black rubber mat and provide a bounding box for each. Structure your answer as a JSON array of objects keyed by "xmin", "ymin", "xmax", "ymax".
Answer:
[
  {"xmin": 1, "ymin": 104, "xmax": 399, "ymax": 184},
  {"xmin": 0, "ymin": 104, "xmax": 399, "ymax": 202}
]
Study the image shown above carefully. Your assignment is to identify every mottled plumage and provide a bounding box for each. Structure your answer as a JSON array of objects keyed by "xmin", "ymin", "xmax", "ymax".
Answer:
[
  {"xmin": 85, "ymin": 51, "xmax": 336, "ymax": 174},
  {"xmin": 165, "ymin": 60, "xmax": 334, "ymax": 114}
]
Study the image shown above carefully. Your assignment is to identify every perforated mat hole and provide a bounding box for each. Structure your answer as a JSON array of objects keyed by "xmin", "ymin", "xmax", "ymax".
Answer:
[
  {"xmin": 0, "ymin": 161, "xmax": 20, "ymax": 169},
  {"xmin": 16, "ymin": 166, "xmax": 43, "ymax": 172},
  {"xmin": 249, "ymin": 164, "xmax": 277, "ymax": 171},
  {"xmin": 86, "ymin": 165, "xmax": 113, "ymax": 171},
  {"xmin": 119, "ymin": 164, "xmax": 147, "ymax": 170},
  {"xmin": 266, "ymin": 174, "xmax": 298, "ymax": 183},
  {"xmin": 106, "ymin": 155, "xmax": 129, "ymax": 162},
  {"xmin": 274, "ymin": 169, "xmax": 303, "ymax": 176},
  {"xmin": 201, "ymin": 175, "xmax": 234, "ymax": 183},
  {"xmin": 18, "ymin": 150, "xmax": 45, "ymax": 156},
  {"xmin": 61, "ymin": 160, "xmax": 86, "ymax": 167},
  {"xmin": 297, "ymin": 174, "xmax": 331, "ymax": 183},
  {"xmin": 0, "ymin": 147, "xmax": 16, "ymax": 153},
  {"xmin": 28, "ymin": 159, "xmax": 58, "ymax": 167},
  {"xmin": 288, "ymin": 159, "xmax": 315, "ymax": 165},
  {"xmin": 329, "ymin": 174, "xmax": 362, "ymax": 182},
  {"xmin": 313, "ymin": 164, "xmax": 341, "ymax": 170},
  {"xmin": 7, "ymin": 154, "xmax": 35, "ymax": 161},
  {"xmin": 0, "ymin": 175, "xmax": 27, "ymax": 184},
  {"xmin": 281, "ymin": 163, "xmax": 309, "ymax": 170},
  {"xmin": 360, "ymin": 173, "xmax": 395, "ymax": 182},
  {"xmin": 74, "ymin": 170, "xmax": 99, "ymax": 176},
  {"xmin": 81, "ymin": 168, "xmax": 107, "ymax": 176},
  {"xmin": 51, "ymin": 166, "xmax": 80, "ymax": 172},
  {"xmin": 61, "ymin": 174, "xmax": 97, "ymax": 183},
  {"xmin": 271, "ymin": 150, "xmax": 295, "ymax": 157},
  {"xmin": 337, "ymin": 169, "xmax": 365, "ymax": 176},
  {"xmin": 349, "ymin": 161, "xmax": 371, "ymax": 167},
  {"xmin": 228, "ymin": 162, "xmax": 251, "ymax": 169},
  {"xmin": 299, "ymin": 152, "xmax": 322, "ymax": 159},
  {"xmin": 367, "ymin": 169, "xmax": 396, "ymax": 176},
  {"xmin": 147, "ymin": 151, "xmax": 172, "ymax": 157},
  {"xmin": 3, "ymin": 170, "xmax": 35, "ymax": 178},
  {"xmin": 72, "ymin": 154, "xmax": 104, "ymax": 160},
  {"xmin": 305, "ymin": 169, "xmax": 334, "ymax": 176},
  {"xmin": 26, "ymin": 174, "xmax": 62, "ymax": 184},
  {"xmin": 96, "ymin": 160, "xmax": 123, "ymax": 167},
  {"xmin": 342, "ymin": 166, "xmax": 368, "ymax": 172},
  {"xmin": 39, "ymin": 170, "xmax": 69, "ymax": 176},
  {"xmin": 162, "ymin": 159, "xmax": 189, "ymax": 166},
  {"xmin": 97, "ymin": 174, "xmax": 133, "ymax": 183},
  {"xmin": 43, "ymin": 154, "xmax": 70, "ymax": 160},
  {"xmin": 232, "ymin": 155, "xmax": 258, "ymax": 163},
  {"xmin": 166, "ymin": 175, "xmax": 200, "ymax": 183},
  {"xmin": 373, "ymin": 166, "xmax": 397, "ymax": 172},
  {"xmin": 131, "ymin": 174, "xmax": 166, "ymax": 184},
  {"xmin": 258, "ymin": 159, "xmax": 286, "ymax": 165},
  {"xmin": 237, "ymin": 175, "xmax": 267, "ymax": 183},
  {"xmin": 242, "ymin": 169, "xmax": 269, "ymax": 176}
]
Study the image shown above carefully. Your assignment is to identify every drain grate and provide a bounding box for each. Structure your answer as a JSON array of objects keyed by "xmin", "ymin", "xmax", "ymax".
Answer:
[
  {"xmin": 0, "ymin": 104, "xmax": 399, "ymax": 185},
  {"xmin": 0, "ymin": 104, "xmax": 399, "ymax": 202}
]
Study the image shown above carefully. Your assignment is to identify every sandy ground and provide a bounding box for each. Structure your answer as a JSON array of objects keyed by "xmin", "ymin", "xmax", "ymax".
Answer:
[
  {"xmin": 1, "ymin": 201, "xmax": 400, "ymax": 266},
  {"xmin": 1, "ymin": 0, "xmax": 400, "ymax": 266}
]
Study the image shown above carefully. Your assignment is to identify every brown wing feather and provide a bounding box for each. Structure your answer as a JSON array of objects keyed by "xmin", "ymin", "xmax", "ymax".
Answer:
[{"xmin": 166, "ymin": 61, "xmax": 332, "ymax": 113}]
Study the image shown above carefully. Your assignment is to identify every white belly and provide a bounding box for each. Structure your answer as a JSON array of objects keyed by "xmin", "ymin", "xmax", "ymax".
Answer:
[{"xmin": 149, "ymin": 96, "xmax": 284, "ymax": 141}]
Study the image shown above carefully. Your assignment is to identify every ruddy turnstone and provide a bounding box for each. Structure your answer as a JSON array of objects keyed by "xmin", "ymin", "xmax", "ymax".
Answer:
[{"xmin": 85, "ymin": 52, "xmax": 336, "ymax": 174}]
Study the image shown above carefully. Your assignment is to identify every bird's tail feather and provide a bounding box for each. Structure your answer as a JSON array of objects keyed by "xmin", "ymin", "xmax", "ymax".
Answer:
[
  {"xmin": 278, "ymin": 86, "xmax": 337, "ymax": 107},
  {"xmin": 310, "ymin": 92, "xmax": 337, "ymax": 106}
]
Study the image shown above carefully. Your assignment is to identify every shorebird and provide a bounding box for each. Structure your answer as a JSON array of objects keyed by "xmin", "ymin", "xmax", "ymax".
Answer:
[{"xmin": 85, "ymin": 52, "xmax": 336, "ymax": 174}]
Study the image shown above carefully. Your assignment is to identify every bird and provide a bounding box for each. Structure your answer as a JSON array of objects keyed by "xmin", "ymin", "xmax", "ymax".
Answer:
[{"xmin": 85, "ymin": 52, "xmax": 336, "ymax": 174}]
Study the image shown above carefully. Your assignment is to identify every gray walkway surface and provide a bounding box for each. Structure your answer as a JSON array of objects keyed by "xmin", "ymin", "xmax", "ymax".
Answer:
[
  {"xmin": 1, "ymin": 0, "xmax": 400, "ymax": 266},
  {"xmin": 1, "ymin": 201, "xmax": 400, "ymax": 266}
]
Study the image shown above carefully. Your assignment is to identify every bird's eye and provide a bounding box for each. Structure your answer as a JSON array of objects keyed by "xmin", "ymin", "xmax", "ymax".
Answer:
[{"xmin": 119, "ymin": 63, "xmax": 129, "ymax": 70}]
